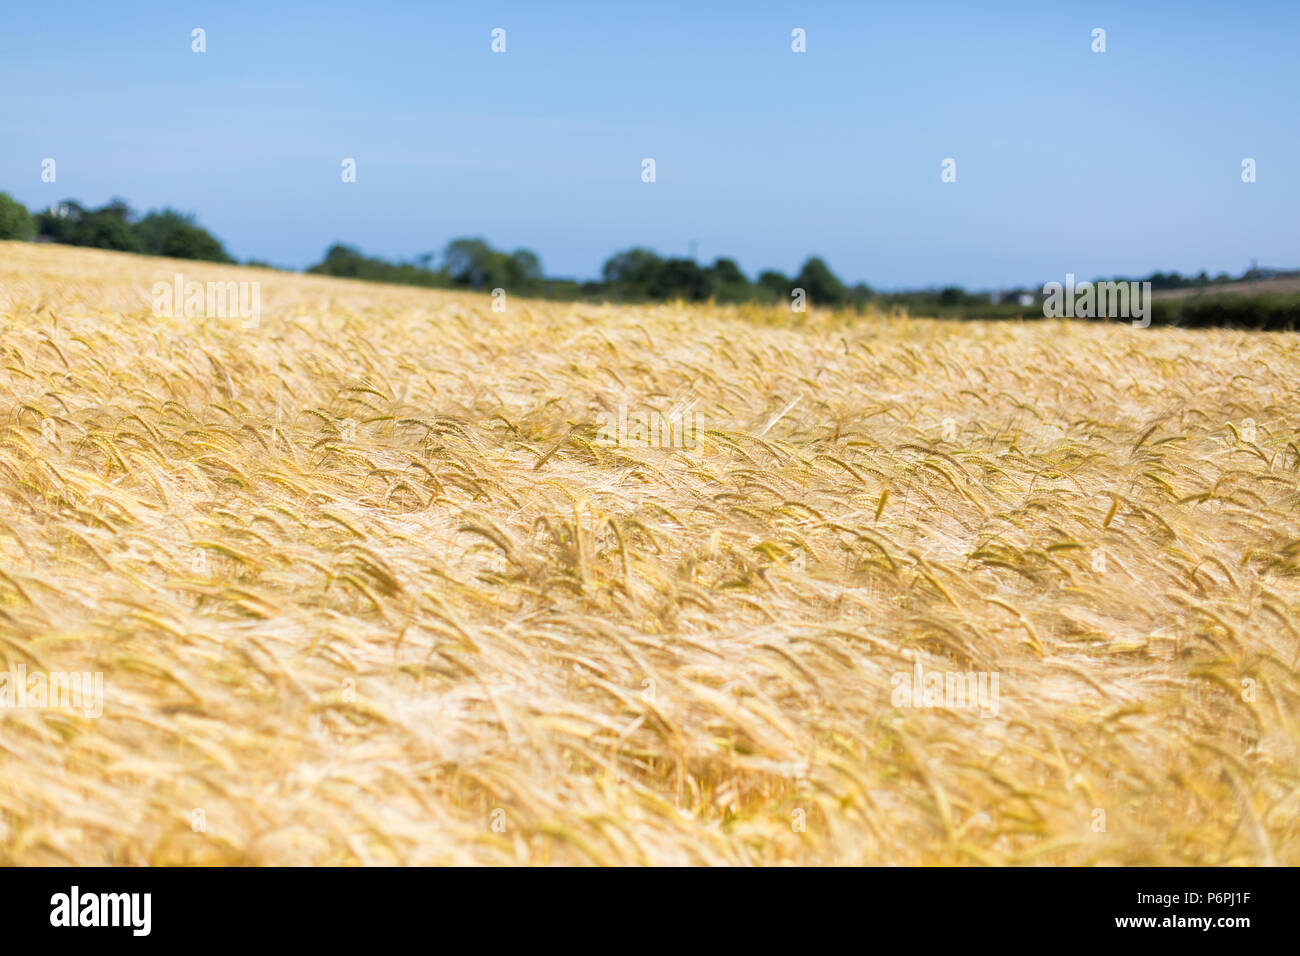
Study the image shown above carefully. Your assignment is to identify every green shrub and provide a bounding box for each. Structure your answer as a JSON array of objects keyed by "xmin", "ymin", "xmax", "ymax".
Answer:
[{"xmin": 1153, "ymin": 294, "xmax": 1300, "ymax": 330}]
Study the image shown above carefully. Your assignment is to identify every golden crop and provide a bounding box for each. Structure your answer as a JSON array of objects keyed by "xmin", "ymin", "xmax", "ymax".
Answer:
[{"xmin": 0, "ymin": 241, "xmax": 1297, "ymax": 865}]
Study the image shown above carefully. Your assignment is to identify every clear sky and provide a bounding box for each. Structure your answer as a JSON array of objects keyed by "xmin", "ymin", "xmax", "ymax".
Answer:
[{"xmin": 2, "ymin": 1, "xmax": 1296, "ymax": 288}]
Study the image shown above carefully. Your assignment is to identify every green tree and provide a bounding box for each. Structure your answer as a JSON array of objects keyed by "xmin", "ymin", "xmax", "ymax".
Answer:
[
  {"xmin": 0, "ymin": 193, "xmax": 34, "ymax": 240},
  {"xmin": 309, "ymin": 243, "xmax": 367, "ymax": 277},
  {"xmin": 707, "ymin": 257, "xmax": 754, "ymax": 302},
  {"xmin": 757, "ymin": 270, "xmax": 792, "ymax": 301},
  {"xmin": 443, "ymin": 238, "xmax": 496, "ymax": 289},
  {"xmin": 847, "ymin": 282, "xmax": 874, "ymax": 310},
  {"xmin": 655, "ymin": 258, "xmax": 713, "ymax": 301},
  {"xmin": 36, "ymin": 198, "xmax": 140, "ymax": 252},
  {"xmin": 509, "ymin": 249, "xmax": 542, "ymax": 283},
  {"xmin": 602, "ymin": 247, "xmax": 665, "ymax": 299},
  {"xmin": 74, "ymin": 200, "xmax": 141, "ymax": 252},
  {"xmin": 708, "ymin": 257, "xmax": 747, "ymax": 286},
  {"xmin": 134, "ymin": 209, "xmax": 233, "ymax": 262},
  {"xmin": 794, "ymin": 256, "xmax": 846, "ymax": 306}
]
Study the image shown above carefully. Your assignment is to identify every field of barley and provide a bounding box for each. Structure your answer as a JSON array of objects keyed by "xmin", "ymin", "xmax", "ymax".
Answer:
[{"xmin": 0, "ymin": 240, "xmax": 1297, "ymax": 865}]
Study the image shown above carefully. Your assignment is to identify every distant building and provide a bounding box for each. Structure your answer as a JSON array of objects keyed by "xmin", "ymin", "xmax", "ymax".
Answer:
[
  {"xmin": 1245, "ymin": 266, "xmax": 1299, "ymax": 280},
  {"xmin": 988, "ymin": 289, "xmax": 1037, "ymax": 307}
]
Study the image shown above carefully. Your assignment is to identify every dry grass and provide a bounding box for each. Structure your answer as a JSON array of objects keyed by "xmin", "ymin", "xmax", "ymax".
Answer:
[{"xmin": 0, "ymin": 240, "xmax": 1297, "ymax": 865}]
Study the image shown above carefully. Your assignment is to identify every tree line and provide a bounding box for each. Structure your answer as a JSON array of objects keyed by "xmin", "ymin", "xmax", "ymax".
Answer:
[
  {"xmin": 0, "ymin": 191, "xmax": 895, "ymax": 308},
  {"xmin": 1, "ymin": 190, "xmax": 1295, "ymax": 327},
  {"xmin": 0, "ymin": 193, "xmax": 234, "ymax": 263},
  {"xmin": 307, "ymin": 238, "xmax": 879, "ymax": 308}
]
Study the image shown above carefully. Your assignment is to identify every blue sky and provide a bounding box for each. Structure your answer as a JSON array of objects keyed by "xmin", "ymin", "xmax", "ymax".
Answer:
[{"xmin": 2, "ymin": 1, "xmax": 1296, "ymax": 288}]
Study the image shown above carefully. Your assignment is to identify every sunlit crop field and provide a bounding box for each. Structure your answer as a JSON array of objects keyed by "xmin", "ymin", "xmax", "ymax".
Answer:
[{"xmin": 1, "ymin": 240, "xmax": 1297, "ymax": 865}]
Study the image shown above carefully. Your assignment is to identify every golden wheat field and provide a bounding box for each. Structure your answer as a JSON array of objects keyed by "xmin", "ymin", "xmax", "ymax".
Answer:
[{"xmin": 0, "ymin": 239, "xmax": 1297, "ymax": 866}]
